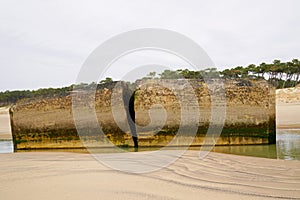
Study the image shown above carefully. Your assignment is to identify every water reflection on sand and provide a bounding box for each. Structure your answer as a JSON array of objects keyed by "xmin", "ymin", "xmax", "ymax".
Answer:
[
  {"xmin": 276, "ymin": 129, "xmax": 300, "ymax": 160},
  {"xmin": 1, "ymin": 129, "xmax": 299, "ymax": 161}
]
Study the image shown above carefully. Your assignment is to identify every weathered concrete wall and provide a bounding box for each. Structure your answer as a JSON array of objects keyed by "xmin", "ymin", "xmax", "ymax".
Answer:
[
  {"xmin": 135, "ymin": 79, "xmax": 276, "ymax": 146},
  {"xmin": 10, "ymin": 82, "xmax": 130, "ymax": 150},
  {"xmin": 10, "ymin": 79, "xmax": 276, "ymax": 150}
]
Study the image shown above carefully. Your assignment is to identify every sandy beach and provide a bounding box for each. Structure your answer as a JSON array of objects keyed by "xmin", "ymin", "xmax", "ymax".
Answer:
[
  {"xmin": 0, "ymin": 151, "xmax": 300, "ymax": 200},
  {"xmin": 0, "ymin": 89, "xmax": 300, "ymax": 200}
]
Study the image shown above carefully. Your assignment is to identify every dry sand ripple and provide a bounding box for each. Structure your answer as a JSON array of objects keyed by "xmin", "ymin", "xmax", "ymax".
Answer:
[
  {"xmin": 149, "ymin": 151, "xmax": 300, "ymax": 199},
  {"xmin": 0, "ymin": 151, "xmax": 299, "ymax": 200}
]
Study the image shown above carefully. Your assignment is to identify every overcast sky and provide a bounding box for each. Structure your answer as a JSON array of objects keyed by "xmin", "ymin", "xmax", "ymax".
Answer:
[{"xmin": 0, "ymin": 0, "xmax": 299, "ymax": 91}]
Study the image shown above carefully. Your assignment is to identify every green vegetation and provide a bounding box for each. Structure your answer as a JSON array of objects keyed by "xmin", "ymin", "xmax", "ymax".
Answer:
[
  {"xmin": 143, "ymin": 59, "xmax": 300, "ymax": 89},
  {"xmin": 0, "ymin": 86, "xmax": 73, "ymax": 107},
  {"xmin": 100, "ymin": 77, "xmax": 113, "ymax": 84},
  {"xmin": 220, "ymin": 59, "xmax": 300, "ymax": 88},
  {"xmin": 1, "ymin": 59, "xmax": 299, "ymax": 106},
  {"xmin": 0, "ymin": 80, "xmax": 116, "ymax": 106}
]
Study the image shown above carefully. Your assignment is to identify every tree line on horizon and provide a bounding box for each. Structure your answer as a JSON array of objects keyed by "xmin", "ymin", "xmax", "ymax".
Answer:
[
  {"xmin": 1, "ymin": 59, "xmax": 299, "ymax": 106},
  {"xmin": 145, "ymin": 59, "xmax": 300, "ymax": 89}
]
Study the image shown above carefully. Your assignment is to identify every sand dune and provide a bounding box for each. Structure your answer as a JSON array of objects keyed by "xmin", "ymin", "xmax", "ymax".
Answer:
[
  {"xmin": 276, "ymin": 103, "xmax": 300, "ymax": 129},
  {"xmin": 0, "ymin": 151, "xmax": 299, "ymax": 200},
  {"xmin": 0, "ymin": 107, "xmax": 12, "ymax": 140},
  {"xmin": 276, "ymin": 87, "xmax": 300, "ymax": 129}
]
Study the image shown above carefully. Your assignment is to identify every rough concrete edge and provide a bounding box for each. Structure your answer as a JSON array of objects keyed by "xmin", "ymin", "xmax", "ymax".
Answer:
[{"xmin": 8, "ymin": 105, "xmax": 16, "ymax": 151}]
